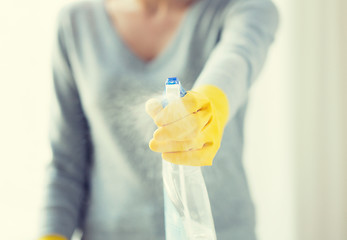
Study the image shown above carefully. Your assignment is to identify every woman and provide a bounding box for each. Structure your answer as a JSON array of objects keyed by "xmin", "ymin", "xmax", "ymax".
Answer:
[{"xmin": 39, "ymin": 0, "xmax": 278, "ymax": 239}]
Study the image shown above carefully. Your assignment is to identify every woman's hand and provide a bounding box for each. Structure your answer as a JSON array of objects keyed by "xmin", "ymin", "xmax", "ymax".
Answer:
[{"xmin": 146, "ymin": 85, "xmax": 229, "ymax": 166}]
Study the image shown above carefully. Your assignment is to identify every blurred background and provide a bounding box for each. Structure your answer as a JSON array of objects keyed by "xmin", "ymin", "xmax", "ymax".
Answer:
[{"xmin": 0, "ymin": 0, "xmax": 346, "ymax": 239}]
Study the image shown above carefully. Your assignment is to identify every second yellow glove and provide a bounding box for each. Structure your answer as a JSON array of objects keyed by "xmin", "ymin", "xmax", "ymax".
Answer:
[
  {"xmin": 39, "ymin": 235, "xmax": 67, "ymax": 240},
  {"xmin": 146, "ymin": 85, "xmax": 229, "ymax": 166}
]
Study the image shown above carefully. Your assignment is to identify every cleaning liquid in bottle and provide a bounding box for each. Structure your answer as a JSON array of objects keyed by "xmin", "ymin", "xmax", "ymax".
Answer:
[{"xmin": 162, "ymin": 77, "xmax": 217, "ymax": 240}]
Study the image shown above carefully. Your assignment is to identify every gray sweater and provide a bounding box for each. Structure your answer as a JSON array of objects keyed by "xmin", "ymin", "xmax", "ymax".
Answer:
[{"xmin": 39, "ymin": 0, "xmax": 278, "ymax": 239}]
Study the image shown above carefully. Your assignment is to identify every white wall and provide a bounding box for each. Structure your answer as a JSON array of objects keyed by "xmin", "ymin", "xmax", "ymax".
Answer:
[{"xmin": 0, "ymin": 1, "xmax": 68, "ymax": 239}]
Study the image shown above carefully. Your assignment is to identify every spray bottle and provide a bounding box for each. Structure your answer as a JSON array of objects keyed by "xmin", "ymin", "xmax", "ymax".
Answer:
[{"xmin": 162, "ymin": 77, "xmax": 217, "ymax": 240}]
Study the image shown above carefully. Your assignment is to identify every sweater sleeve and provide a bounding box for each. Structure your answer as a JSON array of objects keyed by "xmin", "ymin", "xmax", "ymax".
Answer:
[
  {"xmin": 193, "ymin": 0, "xmax": 279, "ymax": 121},
  {"xmin": 38, "ymin": 9, "xmax": 92, "ymax": 239}
]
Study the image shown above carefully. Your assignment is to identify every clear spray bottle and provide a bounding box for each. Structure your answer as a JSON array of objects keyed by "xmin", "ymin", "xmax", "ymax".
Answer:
[{"xmin": 162, "ymin": 77, "xmax": 217, "ymax": 240}]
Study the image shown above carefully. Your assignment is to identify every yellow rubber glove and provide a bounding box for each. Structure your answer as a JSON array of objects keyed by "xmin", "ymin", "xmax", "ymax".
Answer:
[
  {"xmin": 146, "ymin": 85, "xmax": 229, "ymax": 166},
  {"xmin": 39, "ymin": 235, "xmax": 67, "ymax": 240}
]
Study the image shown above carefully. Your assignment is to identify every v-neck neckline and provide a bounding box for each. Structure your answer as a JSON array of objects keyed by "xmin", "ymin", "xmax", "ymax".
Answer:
[{"xmin": 99, "ymin": 0, "xmax": 201, "ymax": 70}]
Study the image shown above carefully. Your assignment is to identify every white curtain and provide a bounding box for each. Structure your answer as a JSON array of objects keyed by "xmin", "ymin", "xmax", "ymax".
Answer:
[
  {"xmin": 244, "ymin": 0, "xmax": 296, "ymax": 239},
  {"xmin": 291, "ymin": 0, "xmax": 347, "ymax": 239},
  {"xmin": 245, "ymin": 0, "xmax": 347, "ymax": 240}
]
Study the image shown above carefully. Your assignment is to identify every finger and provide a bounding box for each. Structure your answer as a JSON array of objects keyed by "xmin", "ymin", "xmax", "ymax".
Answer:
[
  {"xmin": 145, "ymin": 98, "xmax": 163, "ymax": 119},
  {"xmin": 162, "ymin": 143, "xmax": 215, "ymax": 166},
  {"xmin": 154, "ymin": 109, "xmax": 212, "ymax": 141},
  {"xmin": 149, "ymin": 138, "xmax": 206, "ymax": 153},
  {"xmin": 155, "ymin": 92, "xmax": 210, "ymax": 126}
]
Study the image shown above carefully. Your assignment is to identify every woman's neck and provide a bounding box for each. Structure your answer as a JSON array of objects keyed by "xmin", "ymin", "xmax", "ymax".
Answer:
[
  {"xmin": 106, "ymin": 0, "xmax": 196, "ymax": 16},
  {"xmin": 140, "ymin": 0, "xmax": 196, "ymax": 13}
]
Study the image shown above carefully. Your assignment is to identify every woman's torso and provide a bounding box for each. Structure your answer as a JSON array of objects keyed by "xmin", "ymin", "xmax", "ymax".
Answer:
[{"xmin": 58, "ymin": 0, "xmax": 256, "ymax": 239}]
